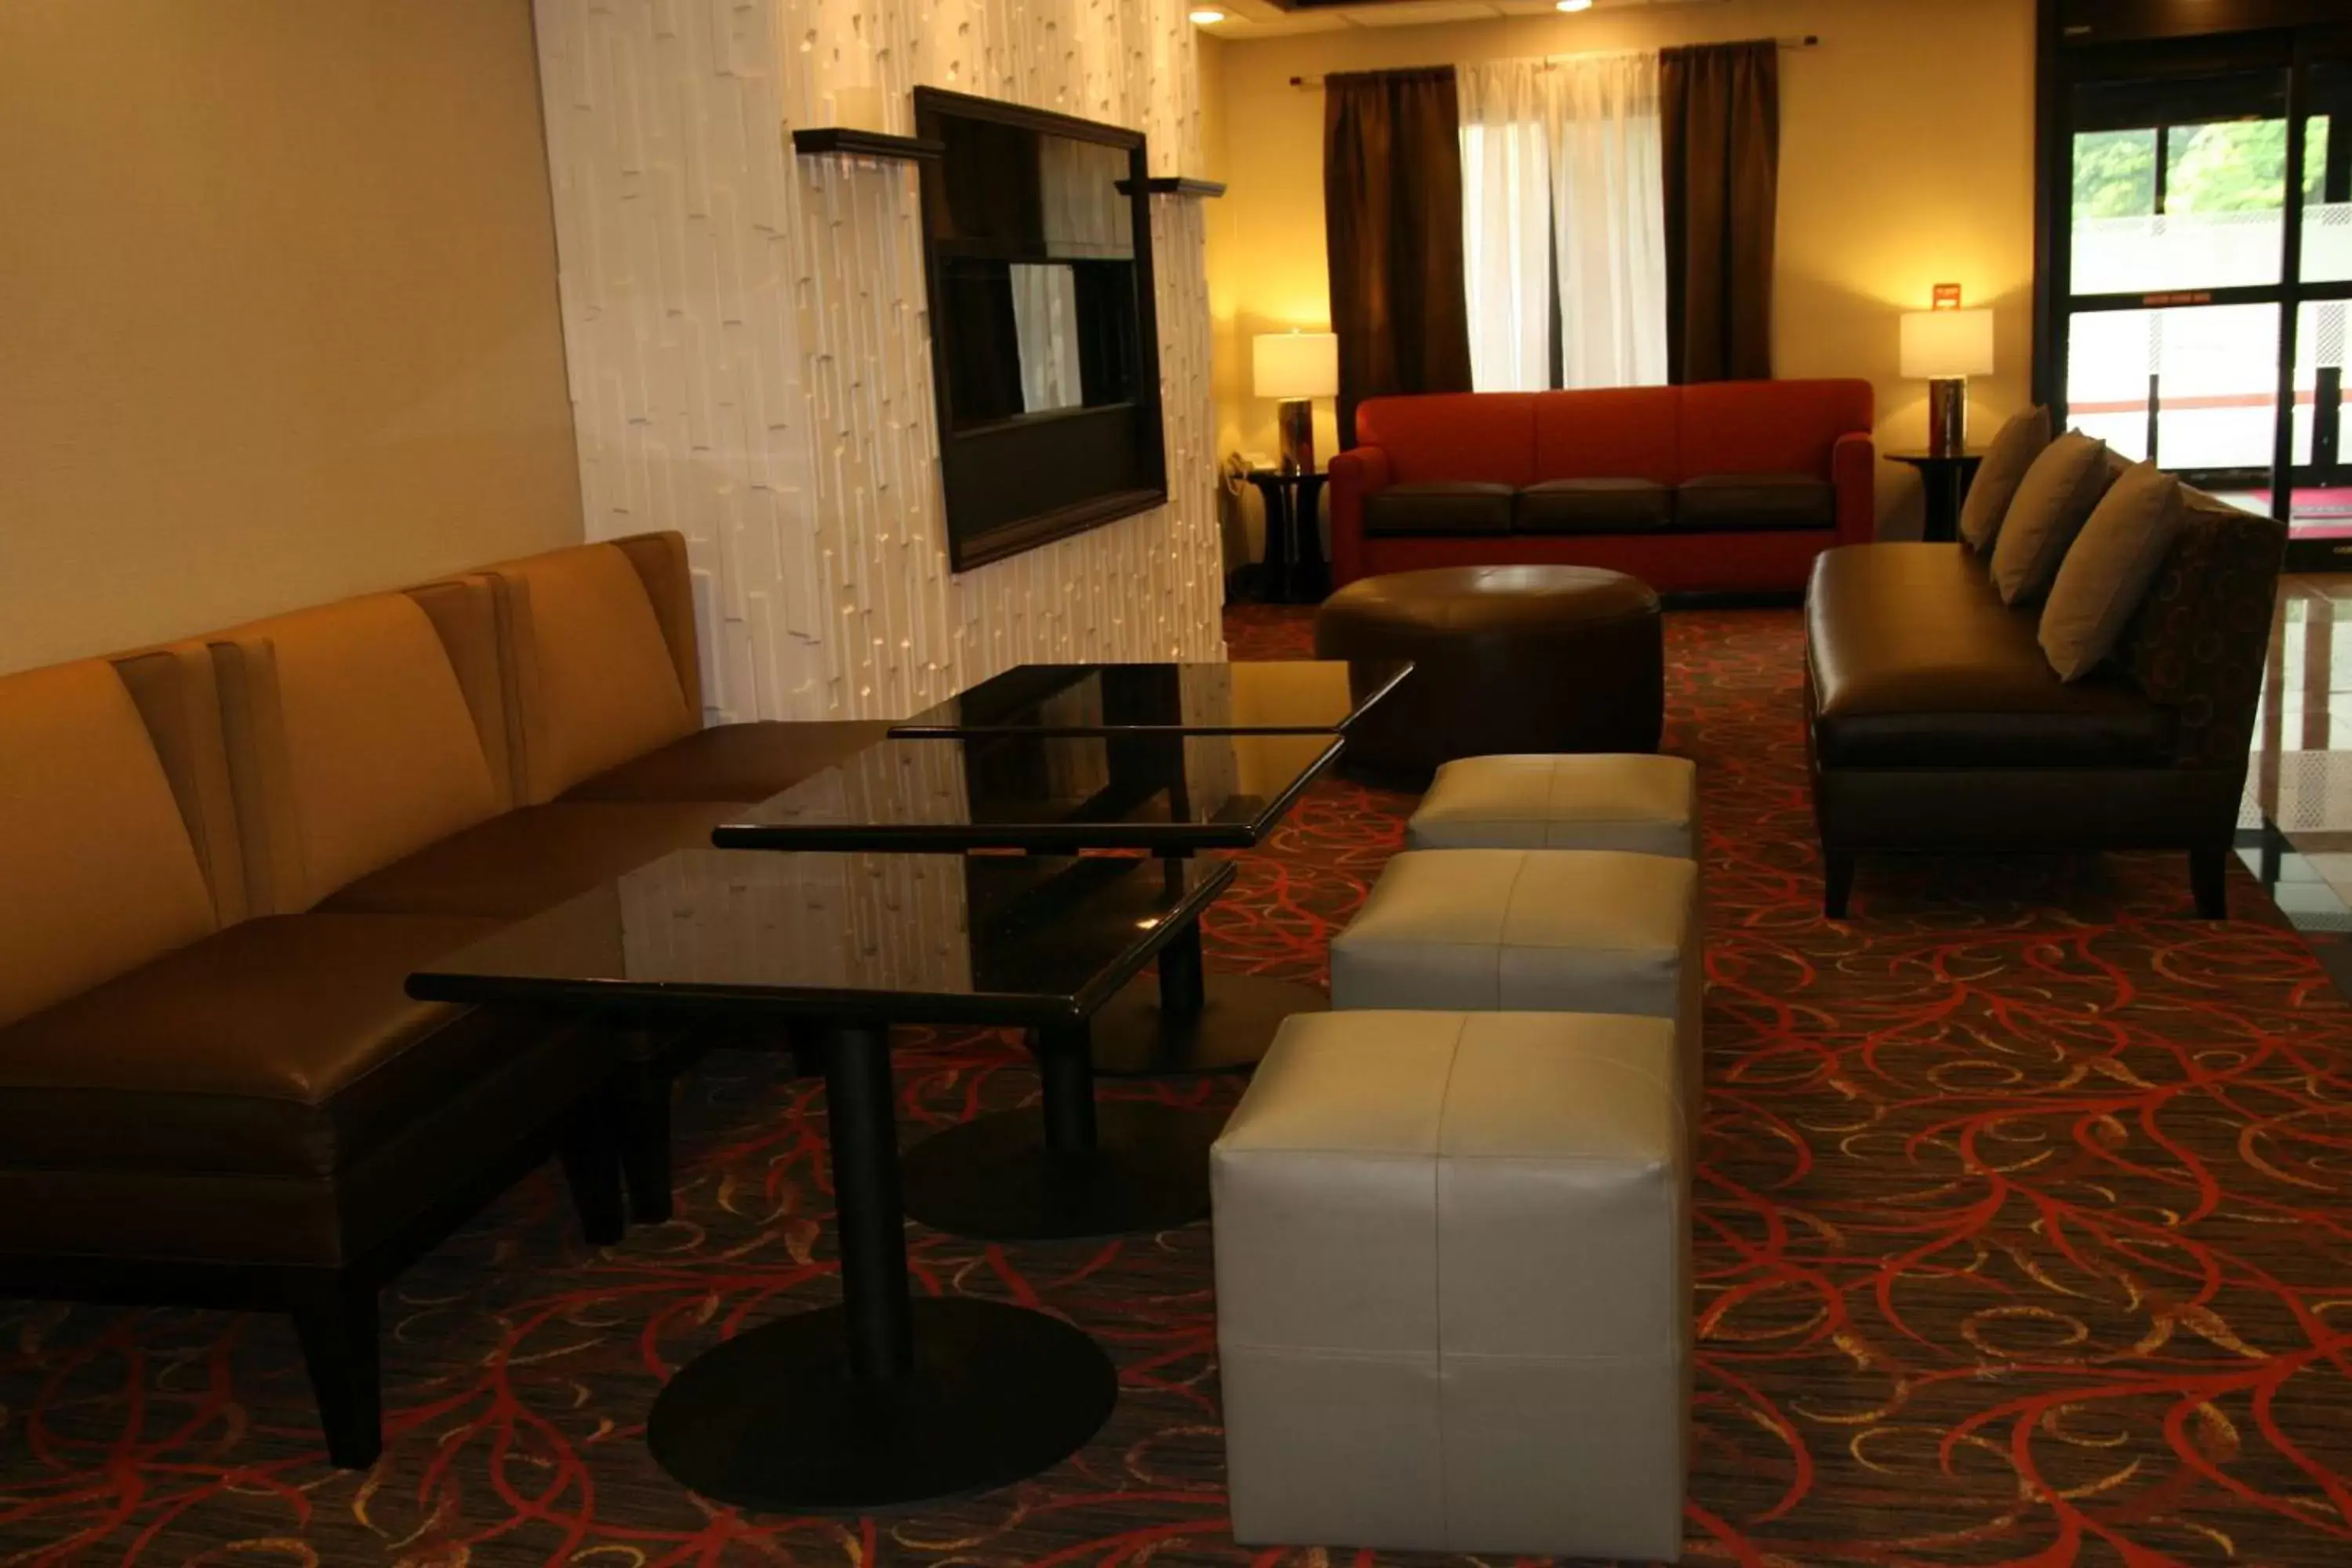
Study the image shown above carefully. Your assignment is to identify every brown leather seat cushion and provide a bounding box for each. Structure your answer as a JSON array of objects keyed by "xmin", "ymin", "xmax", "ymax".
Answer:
[
  {"xmin": 1364, "ymin": 482, "xmax": 1516, "ymax": 536},
  {"xmin": 1677, "ymin": 474, "xmax": 1835, "ymax": 531},
  {"xmin": 317, "ymin": 800, "xmax": 739, "ymax": 920},
  {"xmin": 561, "ymin": 720, "xmax": 893, "ymax": 804},
  {"xmin": 1807, "ymin": 543, "xmax": 2175, "ymax": 768},
  {"xmin": 1513, "ymin": 478, "xmax": 1675, "ymax": 535},
  {"xmin": 0, "ymin": 913, "xmax": 521, "ymax": 1178}
]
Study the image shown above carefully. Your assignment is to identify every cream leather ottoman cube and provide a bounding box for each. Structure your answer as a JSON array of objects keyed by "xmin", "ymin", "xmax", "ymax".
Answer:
[
  {"xmin": 1407, "ymin": 753, "xmax": 1700, "ymax": 857},
  {"xmin": 1332, "ymin": 848, "xmax": 1703, "ymax": 1122},
  {"xmin": 1212, "ymin": 1010, "xmax": 1690, "ymax": 1559}
]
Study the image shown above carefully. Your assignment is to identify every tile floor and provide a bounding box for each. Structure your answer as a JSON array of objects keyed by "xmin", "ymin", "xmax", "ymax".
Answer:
[{"xmin": 2242, "ymin": 575, "xmax": 2352, "ymax": 982}]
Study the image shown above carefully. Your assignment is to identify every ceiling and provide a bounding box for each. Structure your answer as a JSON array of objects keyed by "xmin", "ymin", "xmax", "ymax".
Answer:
[{"xmin": 1196, "ymin": 0, "xmax": 1725, "ymax": 42}]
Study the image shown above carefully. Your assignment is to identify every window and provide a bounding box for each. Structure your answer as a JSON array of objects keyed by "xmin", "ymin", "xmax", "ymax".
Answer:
[
  {"xmin": 2042, "ymin": 35, "xmax": 2352, "ymax": 558},
  {"xmin": 1458, "ymin": 54, "xmax": 1669, "ymax": 394}
]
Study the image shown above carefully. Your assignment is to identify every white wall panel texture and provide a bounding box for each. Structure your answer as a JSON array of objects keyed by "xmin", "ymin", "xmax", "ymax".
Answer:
[{"xmin": 538, "ymin": 0, "xmax": 1225, "ymax": 722}]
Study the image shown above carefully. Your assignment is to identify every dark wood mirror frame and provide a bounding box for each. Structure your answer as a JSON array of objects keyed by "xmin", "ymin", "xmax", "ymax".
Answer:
[{"xmin": 913, "ymin": 88, "xmax": 1168, "ymax": 573}]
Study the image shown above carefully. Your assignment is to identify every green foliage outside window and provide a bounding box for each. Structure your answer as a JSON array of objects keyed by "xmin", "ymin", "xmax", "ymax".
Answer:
[{"xmin": 2073, "ymin": 118, "xmax": 2332, "ymax": 220}]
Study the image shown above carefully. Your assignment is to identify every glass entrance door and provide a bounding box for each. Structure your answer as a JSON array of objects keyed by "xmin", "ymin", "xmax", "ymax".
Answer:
[{"xmin": 2051, "ymin": 41, "xmax": 2352, "ymax": 564}]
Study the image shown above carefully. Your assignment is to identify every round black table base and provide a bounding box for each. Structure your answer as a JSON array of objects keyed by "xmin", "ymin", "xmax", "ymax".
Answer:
[
  {"xmin": 646, "ymin": 1297, "xmax": 1116, "ymax": 1513},
  {"xmin": 1087, "ymin": 972, "xmax": 1327, "ymax": 1078},
  {"xmin": 900, "ymin": 1102, "xmax": 1221, "ymax": 1240}
]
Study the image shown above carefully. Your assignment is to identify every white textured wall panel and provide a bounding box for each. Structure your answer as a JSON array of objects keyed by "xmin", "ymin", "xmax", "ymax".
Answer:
[{"xmin": 538, "ymin": 0, "xmax": 1225, "ymax": 722}]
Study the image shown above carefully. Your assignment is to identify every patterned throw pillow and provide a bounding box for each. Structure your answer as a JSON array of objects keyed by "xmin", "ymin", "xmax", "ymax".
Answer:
[{"xmin": 1958, "ymin": 405, "xmax": 2051, "ymax": 554}]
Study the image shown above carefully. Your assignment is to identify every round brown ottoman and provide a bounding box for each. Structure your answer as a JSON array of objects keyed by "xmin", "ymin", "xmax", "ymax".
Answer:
[{"xmin": 1314, "ymin": 565, "xmax": 1664, "ymax": 776}]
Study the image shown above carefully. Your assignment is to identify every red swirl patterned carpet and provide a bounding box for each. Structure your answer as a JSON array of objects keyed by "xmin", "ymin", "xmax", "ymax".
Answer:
[{"xmin": 6, "ymin": 604, "xmax": 2352, "ymax": 1566}]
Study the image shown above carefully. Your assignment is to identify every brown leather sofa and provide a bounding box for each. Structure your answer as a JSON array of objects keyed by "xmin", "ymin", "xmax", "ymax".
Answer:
[
  {"xmin": 1805, "ymin": 485, "xmax": 2285, "ymax": 918},
  {"xmin": 0, "ymin": 531, "xmax": 885, "ymax": 1468},
  {"xmin": 0, "ymin": 643, "xmax": 625, "ymax": 1470}
]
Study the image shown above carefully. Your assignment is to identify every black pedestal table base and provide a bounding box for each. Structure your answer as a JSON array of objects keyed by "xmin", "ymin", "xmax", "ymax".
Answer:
[
  {"xmin": 901, "ymin": 1101, "xmax": 1221, "ymax": 1240},
  {"xmin": 645, "ymin": 1296, "xmax": 1116, "ymax": 1513},
  {"xmin": 643, "ymin": 1020, "xmax": 1116, "ymax": 1511},
  {"xmin": 904, "ymin": 1020, "xmax": 1222, "ymax": 1240},
  {"xmin": 1085, "ymin": 913, "xmax": 1327, "ymax": 1079},
  {"xmin": 1087, "ymin": 972, "xmax": 1328, "ymax": 1076}
]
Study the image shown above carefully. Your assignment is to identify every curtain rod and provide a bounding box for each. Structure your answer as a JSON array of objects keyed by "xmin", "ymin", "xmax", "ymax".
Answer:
[{"xmin": 1287, "ymin": 35, "xmax": 1818, "ymax": 88}]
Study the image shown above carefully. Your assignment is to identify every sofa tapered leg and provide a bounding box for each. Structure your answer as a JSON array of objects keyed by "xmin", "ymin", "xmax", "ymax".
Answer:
[
  {"xmin": 557, "ymin": 1090, "xmax": 628, "ymax": 1246},
  {"xmin": 617, "ymin": 1056, "xmax": 675, "ymax": 1225},
  {"xmin": 287, "ymin": 1272, "xmax": 383, "ymax": 1470},
  {"xmin": 2190, "ymin": 847, "xmax": 2230, "ymax": 920},
  {"xmin": 1824, "ymin": 848, "xmax": 1857, "ymax": 920}
]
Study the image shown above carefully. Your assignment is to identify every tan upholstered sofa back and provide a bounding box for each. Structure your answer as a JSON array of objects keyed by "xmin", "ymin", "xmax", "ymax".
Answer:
[
  {"xmin": 0, "ymin": 652, "xmax": 228, "ymax": 1028},
  {"xmin": 485, "ymin": 535, "xmax": 699, "ymax": 804},
  {"xmin": 211, "ymin": 588, "xmax": 506, "ymax": 913}
]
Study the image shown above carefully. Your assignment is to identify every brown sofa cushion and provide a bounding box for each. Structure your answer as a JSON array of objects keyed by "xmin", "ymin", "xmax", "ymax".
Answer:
[
  {"xmin": 1958, "ymin": 406, "xmax": 2052, "ymax": 554},
  {"xmin": 492, "ymin": 544, "xmax": 699, "ymax": 802},
  {"xmin": 0, "ymin": 659, "xmax": 220, "ymax": 1029},
  {"xmin": 1675, "ymin": 474, "xmax": 1836, "ymax": 531},
  {"xmin": 1990, "ymin": 432, "xmax": 2116, "ymax": 606},
  {"xmin": 1364, "ymin": 482, "xmax": 1517, "ymax": 536},
  {"xmin": 316, "ymin": 799, "xmax": 741, "ymax": 920},
  {"xmin": 0, "ymin": 913, "xmax": 517, "ymax": 1178},
  {"xmin": 2039, "ymin": 460, "xmax": 2187, "ymax": 681},
  {"xmin": 1512, "ymin": 479, "xmax": 1675, "ymax": 535},
  {"xmin": 1806, "ymin": 543, "xmax": 2174, "ymax": 767},
  {"xmin": 562, "ymin": 720, "xmax": 894, "ymax": 804},
  {"xmin": 212, "ymin": 593, "xmax": 506, "ymax": 912}
]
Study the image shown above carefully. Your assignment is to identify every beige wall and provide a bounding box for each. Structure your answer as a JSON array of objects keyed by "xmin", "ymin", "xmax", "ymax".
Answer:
[
  {"xmin": 0, "ymin": 0, "xmax": 583, "ymax": 674},
  {"xmin": 1206, "ymin": 0, "xmax": 2039, "ymax": 537}
]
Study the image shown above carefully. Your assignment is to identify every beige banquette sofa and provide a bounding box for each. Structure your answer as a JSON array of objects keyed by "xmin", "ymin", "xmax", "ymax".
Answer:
[{"xmin": 0, "ymin": 532, "xmax": 880, "ymax": 1468}]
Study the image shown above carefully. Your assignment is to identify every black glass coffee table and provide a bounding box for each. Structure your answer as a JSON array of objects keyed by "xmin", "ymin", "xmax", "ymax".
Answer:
[
  {"xmin": 710, "ymin": 731, "xmax": 1341, "ymax": 1239},
  {"xmin": 407, "ymin": 848, "xmax": 1232, "ymax": 1514},
  {"xmin": 876, "ymin": 661, "xmax": 1408, "ymax": 1080},
  {"xmin": 887, "ymin": 659, "xmax": 1411, "ymax": 738}
]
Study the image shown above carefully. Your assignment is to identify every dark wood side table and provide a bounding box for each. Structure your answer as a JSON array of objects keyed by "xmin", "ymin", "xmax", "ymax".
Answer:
[
  {"xmin": 1889, "ymin": 451, "xmax": 1984, "ymax": 544},
  {"xmin": 1243, "ymin": 468, "xmax": 1329, "ymax": 603}
]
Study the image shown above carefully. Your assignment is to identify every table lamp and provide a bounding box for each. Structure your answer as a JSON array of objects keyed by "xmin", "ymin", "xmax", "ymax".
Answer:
[
  {"xmin": 1900, "ymin": 307, "xmax": 1995, "ymax": 458},
  {"xmin": 1253, "ymin": 331, "xmax": 1339, "ymax": 476}
]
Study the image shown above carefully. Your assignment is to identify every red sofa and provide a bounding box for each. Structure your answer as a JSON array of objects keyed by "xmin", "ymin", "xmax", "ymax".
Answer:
[{"xmin": 1328, "ymin": 380, "xmax": 1876, "ymax": 594}]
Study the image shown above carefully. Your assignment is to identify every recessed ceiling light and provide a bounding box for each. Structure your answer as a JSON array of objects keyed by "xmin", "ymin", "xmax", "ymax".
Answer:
[
  {"xmin": 1557, "ymin": 0, "xmax": 1594, "ymax": 11},
  {"xmin": 1189, "ymin": 7, "xmax": 1226, "ymax": 21}
]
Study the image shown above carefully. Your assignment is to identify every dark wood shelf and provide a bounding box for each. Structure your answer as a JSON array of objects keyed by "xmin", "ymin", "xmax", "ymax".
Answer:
[
  {"xmin": 1117, "ymin": 176, "xmax": 1227, "ymax": 198},
  {"xmin": 790, "ymin": 127, "xmax": 945, "ymax": 163}
]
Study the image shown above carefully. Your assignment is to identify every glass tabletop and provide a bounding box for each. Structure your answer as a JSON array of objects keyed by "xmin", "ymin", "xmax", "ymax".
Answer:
[
  {"xmin": 406, "ymin": 850, "xmax": 1234, "ymax": 1028},
  {"xmin": 887, "ymin": 660, "xmax": 1412, "ymax": 738},
  {"xmin": 713, "ymin": 731, "xmax": 1345, "ymax": 852}
]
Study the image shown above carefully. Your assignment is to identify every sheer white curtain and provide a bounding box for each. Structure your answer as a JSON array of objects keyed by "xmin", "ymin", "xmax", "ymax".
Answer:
[
  {"xmin": 1460, "ymin": 52, "xmax": 1671, "ymax": 392},
  {"xmin": 1461, "ymin": 61, "xmax": 1555, "ymax": 393}
]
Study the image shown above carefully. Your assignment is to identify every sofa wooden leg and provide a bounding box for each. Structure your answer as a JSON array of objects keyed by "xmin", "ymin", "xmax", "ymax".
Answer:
[
  {"xmin": 556, "ymin": 1090, "xmax": 628, "ymax": 1246},
  {"xmin": 617, "ymin": 1058, "xmax": 675, "ymax": 1225},
  {"xmin": 287, "ymin": 1272, "xmax": 383, "ymax": 1470},
  {"xmin": 2190, "ymin": 847, "xmax": 2230, "ymax": 920},
  {"xmin": 1824, "ymin": 849, "xmax": 1857, "ymax": 920}
]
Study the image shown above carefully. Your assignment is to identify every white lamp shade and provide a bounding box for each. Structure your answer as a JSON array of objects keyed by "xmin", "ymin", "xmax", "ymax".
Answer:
[
  {"xmin": 1900, "ymin": 309, "xmax": 1995, "ymax": 379},
  {"xmin": 1254, "ymin": 332, "xmax": 1340, "ymax": 400}
]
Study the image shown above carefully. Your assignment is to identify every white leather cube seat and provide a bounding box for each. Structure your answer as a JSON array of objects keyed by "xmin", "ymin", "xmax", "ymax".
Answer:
[
  {"xmin": 1332, "ymin": 848, "xmax": 1702, "ymax": 1123},
  {"xmin": 1213, "ymin": 1009, "xmax": 1690, "ymax": 1559},
  {"xmin": 1406, "ymin": 753, "xmax": 1699, "ymax": 857}
]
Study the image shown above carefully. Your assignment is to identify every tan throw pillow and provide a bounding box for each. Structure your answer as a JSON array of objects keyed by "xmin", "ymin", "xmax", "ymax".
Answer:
[
  {"xmin": 1989, "ymin": 431, "xmax": 2115, "ymax": 606},
  {"xmin": 1958, "ymin": 405, "xmax": 2052, "ymax": 554},
  {"xmin": 2038, "ymin": 460, "xmax": 2187, "ymax": 681}
]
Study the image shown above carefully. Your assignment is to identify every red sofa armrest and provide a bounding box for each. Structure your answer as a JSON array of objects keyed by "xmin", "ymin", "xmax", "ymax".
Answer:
[
  {"xmin": 1831, "ymin": 432, "xmax": 1876, "ymax": 547},
  {"xmin": 1327, "ymin": 445, "xmax": 1392, "ymax": 587}
]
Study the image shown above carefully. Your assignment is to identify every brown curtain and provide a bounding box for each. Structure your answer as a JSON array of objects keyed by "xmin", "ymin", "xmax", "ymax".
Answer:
[
  {"xmin": 1660, "ymin": 41, "xmax": 1780, "ymax": 383},
  {"xmin": 1323, "ymin": 67, "xmax": 1474, "ymax": 449}
]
